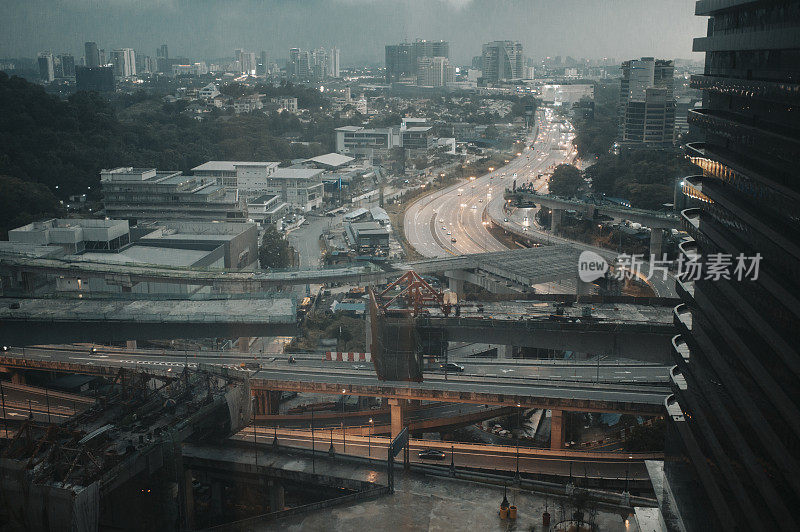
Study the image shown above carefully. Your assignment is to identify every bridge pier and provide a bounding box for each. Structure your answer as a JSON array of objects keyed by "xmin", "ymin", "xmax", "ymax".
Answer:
[
  {"xmin": 126, "ymin": 340, "xmax": 137, "ymax": 350},
  {"xmin": 268, "ymin": 479, "xmax": 285, "ymax": 512},
  {"xmin": 10, "ymin": 371, "xmax": 25, "ymax": 385},
  {"xmin": 497, "ymin": 345, "xmax": 514, "ymax": 359},
  {"xmin": 649, "ymin": 228, "xmax": 664, "ymax": 257},
  {"xmin": 183, "ymin": 469, "xmax": 195, "ymax": 530},
  {"xmin": 252, "ymin": 390, "xmax": 281, "ymax": 416},
  {"xmin": 550, "ymin": 409, "xmax": 566, "ymax": 450},
  {"xmin": 388, "ymin": 398, "xmax": 404, "ymax": 438},
  {"xmin": 550, "ymin": 208, "xmax": 563, "ymax": 234},
  {"xmin": 238, "ymin": 337, "xmax": 252, "ymax": 353},
  {"xmin": 447, "ymin": 276, "xmax": 465, "ymax": 299}
]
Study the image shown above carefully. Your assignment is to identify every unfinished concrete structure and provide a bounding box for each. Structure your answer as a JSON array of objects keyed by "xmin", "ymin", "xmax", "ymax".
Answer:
[{"xmin": 0, "ymin": 364, "xmax": 251, "ymax": 531}]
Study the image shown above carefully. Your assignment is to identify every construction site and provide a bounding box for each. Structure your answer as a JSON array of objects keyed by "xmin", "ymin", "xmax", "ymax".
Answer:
[{"xmin": 0, "ymin": 364, "xmax": 251, "ymax": 530}]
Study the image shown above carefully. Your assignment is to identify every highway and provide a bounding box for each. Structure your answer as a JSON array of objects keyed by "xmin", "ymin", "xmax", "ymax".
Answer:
[
  {"xmin": 236, "ymin": 427, "xmax": 655, "ymax": 480},
  {"xmin": 404, "ymin": 108, "xmax": 575, "ymax": 258},
  {"xmin": 0, "ymin": 345, "xmax": 669, "ymax": 386}
]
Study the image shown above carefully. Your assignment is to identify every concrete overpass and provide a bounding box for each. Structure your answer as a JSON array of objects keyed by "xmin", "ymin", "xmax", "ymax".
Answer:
[
  {"xmin": 510, "ymin": 192, "xmax": 681, "ymax": 230},
  {"xmin": 0, "ymin": 296, "xmax": 298, "ymax": 345}
]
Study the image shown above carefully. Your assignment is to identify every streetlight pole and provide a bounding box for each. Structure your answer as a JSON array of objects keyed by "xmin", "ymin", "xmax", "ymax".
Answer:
[
  {"xmin": 0, "ymin": 380, "xmax": 7, "ymax": 438},
  {"xmin": 368, "ymin": 418, "xmax": 373, "ymax": 462},
  {"xmin": 311, "ymin": 408, "xmax": 315, "ymax": 473}
]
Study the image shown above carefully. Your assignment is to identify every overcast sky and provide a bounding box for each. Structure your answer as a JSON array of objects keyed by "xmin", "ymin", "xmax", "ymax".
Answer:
[{"xmin": 1, "ymin": 0, "xmax": 706, "ymax": 65}]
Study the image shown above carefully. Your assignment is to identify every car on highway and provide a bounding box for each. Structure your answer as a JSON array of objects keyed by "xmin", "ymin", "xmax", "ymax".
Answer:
[
  {"xmin": 450, "ymin": 237, "xmax": 457, "ymax": 243},
  {"xmin": 418, "ymin": 449, "xmax": 446, "ymax": 460},
  {"xmin": 440, "ymin": 362, "xmax": 464, "ymax": 372},
  {"xmin": 446, "ymin": 231, "xmax": 451, "ymax": 235}
]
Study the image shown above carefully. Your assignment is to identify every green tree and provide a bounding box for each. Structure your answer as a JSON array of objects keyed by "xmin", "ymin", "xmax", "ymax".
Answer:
[
  {"xmin": 549, "ymin": 164, "xmax": 584, "ymax": 197},
  {"xmin": 0, "ymin": 175, "xmax": 62, "ymax": 238},
  {"xmin": 258, "ymin": 226, "xmax": 291, "ymax": 269}
]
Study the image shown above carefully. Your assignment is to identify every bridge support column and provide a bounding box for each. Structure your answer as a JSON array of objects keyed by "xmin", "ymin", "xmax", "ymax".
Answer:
[
  {"xmin": 211, "ymin": 480, "xmax": 223, "ymax": 518},
  {"xmin": 10, "ymin": 371, "xmax": 25, "ymax": 385},
  {"xmin": 388, "ymin": 398, "xmax": 404, "ymax": 439},
  {"xmin": 238, "ymin": 337, "xmax": 252, "ymax": 353},
  {"xmin": 252, "ymin": 390, "xmax": 281, "ymax": 416},
  {"xmin": 497, "ymin": 345, "xmax": 514, "ymax": 359},
  {"xmin": 650, "ymin": 228, "xmax": 664, "ymax": 257},
  {"xmin": 268, "ymin": 479, "xmax": 285, "ymax": 512},
  {"xmin": 576, "ymin": 276, "xmax": 593, "ymax": 298},
  {"xmin": 550, "ymin": 409, "xmax": 565, "ymax": 450},
  {"xmin": 447, "ymin": 277, "xmax": 465, "ymax": 299},
  {"xmin": 126, "ymin": 340, "xmax": 137, "ymax": 350},
  {"xmin": 184, "ymin": 469, "xmax": 195, "ymax": 530},
  {"xmin": 551, "ymin": 208, "xmax": 563, "ymax": 234}
]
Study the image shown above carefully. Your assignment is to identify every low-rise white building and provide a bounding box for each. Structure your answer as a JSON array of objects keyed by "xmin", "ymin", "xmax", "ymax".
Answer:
[{"xmin": 192, "ymin": 161, "xmax": 280, "ymax": 191}]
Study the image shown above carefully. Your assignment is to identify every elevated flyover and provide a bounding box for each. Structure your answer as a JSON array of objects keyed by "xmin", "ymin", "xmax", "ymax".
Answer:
[
  {"xmin": 0, "ymin": 295, "xmax": 298, "ymax": 344},
  {"xmin": 510, "ymin": 192, "xmax": 681, "ymax": 230},
  {"xmin": 0, "ymin": 351, "xmax": 666, "ymax": 416}
]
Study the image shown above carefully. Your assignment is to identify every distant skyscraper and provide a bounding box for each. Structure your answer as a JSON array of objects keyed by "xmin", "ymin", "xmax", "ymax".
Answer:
[
  {"xmin": 37, "ymin": 52, "xmax": 54, "ymax": 82},
  {"xmin": 385, "ymin": 43, "xmax": 413, "ymax": 82},
  {"xmin": 259, "ymin": 51, "xmax": 271, "ymax": 75},
  {"xmin": 237, "ymin": 50, "xmax": 257, "ymax": 75},
  {"xmin": 385, "ymin": 40, "xmax": 448, "ymax": 83},
  {"xmin": 329, "ymin": 47, "xmax": 340, "ymax": 77},
  {"xmin": 311, "ymin": 47, "xmax": 328, "ymax": 80},
  {"xmin": 111, "ymin": 48, "xmax": 136, "ymax": 78},
  {"xmin": 287, "ymin": 48, "xmax": 311, "ymax": 80},
  {"xmin": 98, "ymin": 49, "xmax": 107, "ymax": 66},
  {"xmin": 58, "ymin": 54, "xmax": 75, "ymax": 77},
  {"xmin": 416, "ymin": 56, "xmax": 454, "ymax": 87},
  {"xmin": 481, "ymin": 41, "xmax": 524, "ymax": 82},
  {"xmin": 156, "ymin": 44, "xmax": 169, "ymax": 73},
  {"xmin": 618, "ymin": 57, "xmax": 675, "ymax": 148},
  {"xmin": 76, "ymin": 66, "xmax": 115, "ymax": 92},
  {"xmin": 84, "ymin": 42, "xmax": 100, "ymax": 68},
  {"xmin": 660, "ymin": 1, "xmax": 800, "ymax": 530}
]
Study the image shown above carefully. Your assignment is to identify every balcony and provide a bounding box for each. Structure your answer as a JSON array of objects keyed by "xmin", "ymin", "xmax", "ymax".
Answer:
[
  {"xmin": 681, "ymin": 208, "xmax": 702, "ymax": 242},
  {"xmin": 693, "ymin": 27, "xmax": 800, "ymax": 53},
  {"xmin": 688, "ymin": 109, "xmax": 800, "ymax": 164},
  {"xmin": 695, "ymin": 0, "xmax": 755, "ymax": 16},
  {"xmin": 672, "ymin": 335, "xmax": 691, "ymax": 364},
  {"xmin": 674, "ymin": 302, "xmax": 694, "ymax": 334},
  {"xmin": 691, "ymin": 74, "xmax": 800, "ymax": 105}
]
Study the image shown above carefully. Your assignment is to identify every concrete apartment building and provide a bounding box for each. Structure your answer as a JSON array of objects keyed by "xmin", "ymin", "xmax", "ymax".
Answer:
[
  {"xmin": 100, "ymin": 167, "xmax": 244, "ymax": 223},
  {"xmin": 335, "ymin": 125, "xmax": 397, "ymax": 160},
  {"xmin": 618, "ymin": 57, "xmax": 676, "ymax": 148}
]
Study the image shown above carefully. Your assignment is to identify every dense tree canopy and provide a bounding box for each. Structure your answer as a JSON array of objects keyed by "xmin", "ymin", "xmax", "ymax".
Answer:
[
  {"xmin": 0, "ymin": 175, "xmax": 62, "ymax": 238},
  {"xmin": 585, "ymin": 150, "xmax": 691, "ymax": 209},
  {"xmin": 258, "ymin": 225, "xmax": 291, "ymax": 269},
  {"xmin": 549, "ymin": 164, "xmax": 584, "ymax": 197},
  {"xmin": 571, "ymin": 82, "xmax": 618, "ymax": 159},
  {"xmin": 0, "ymin": 73, "xmax": 328, "ymax": 205}
]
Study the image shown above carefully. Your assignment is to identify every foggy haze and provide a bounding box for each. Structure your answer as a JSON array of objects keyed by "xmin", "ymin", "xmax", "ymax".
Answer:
[{"xmin": 2, "ymin": 0, "xmax": 706, "ymax": 64}]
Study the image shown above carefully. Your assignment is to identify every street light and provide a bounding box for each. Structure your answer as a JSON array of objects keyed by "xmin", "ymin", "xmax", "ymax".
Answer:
[{"xmin": 368, "ymin": 418, "xmax": 373, "ymax": 461}]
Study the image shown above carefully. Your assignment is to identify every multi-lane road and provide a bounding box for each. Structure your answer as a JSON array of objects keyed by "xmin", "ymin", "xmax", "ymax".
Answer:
[
  {"xmin": 405, "ymin": 108, "xmax": 575, "ymax": 258},
  {"xmin": 1, "ymin": 345, "xmax": 669, "ymax": 386}
]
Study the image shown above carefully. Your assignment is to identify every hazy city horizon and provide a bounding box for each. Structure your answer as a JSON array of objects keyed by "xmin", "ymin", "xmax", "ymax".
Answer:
[{"xmin": 2, "ymin": 0, "xmax": 705, "ymax": 64}]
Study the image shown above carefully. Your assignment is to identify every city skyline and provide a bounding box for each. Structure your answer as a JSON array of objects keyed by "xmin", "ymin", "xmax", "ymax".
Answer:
[{"xmin": 2, "ymin": 0, "xmax": 705, "ymax": 65}]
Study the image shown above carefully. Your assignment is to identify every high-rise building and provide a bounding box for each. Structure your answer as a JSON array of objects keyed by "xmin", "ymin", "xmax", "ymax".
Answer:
[
  {"xmin": 111, "ymin": 48, "xmax": 136, "ymax": 78},
  {"xmin": 58, "ymin": 54, "xmax": 75, "ymax": 77},
  {"xmin": 156, "ymin": 44, "xmax": 169, "ymax": 73},
  {"xmin": 311, "ymin": 47, "xmax": 328, "ymax": 80},
  {"xmin": 385, "ymin": 43, "xmax": 413, "ymax": 82},
  {"xmin": 259, "ymin": 51, "xmax": 271, "ymax": 75},
  {"xmin": 481, "ymin": 41, "xmax": 524, "ymax": 82},
  {"xmin": 235, "ymin": 50, "xmax": 257, "ymax": 75},
  {"xmin": 37, "ymin": 52, "xmax": 54, "ymax": 82},
  {"xmin": 75, "ymin": 66, "xmax": 115, "ymax": 92},
  {"xmin": 618, "ymin": 57, "xmax": 675, "ymax": 148},
  {"xmin": 287, "ymin": 48, "xmax": 311, "ymax": 80},
  {"xmin": 98, "ymin": 49, "xmax": 107, "ymax": 66},
  {"xmin": 416, "ymin": 56, "xmax": 454, "ymax": 87},
  {"xmin": 329, "ymin": 47, "xmax": 340, "ymax": 77},
  {"xmin": 661, "ymin": 1, "xmax": 800, "ymax": 530},
  {"xmin": 84, "ymin": 42, "xmax": 100, "ymax": 68},
  {"xmin": 385, "ymin": 39, "xmax": 449, "ymax": 83}
]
